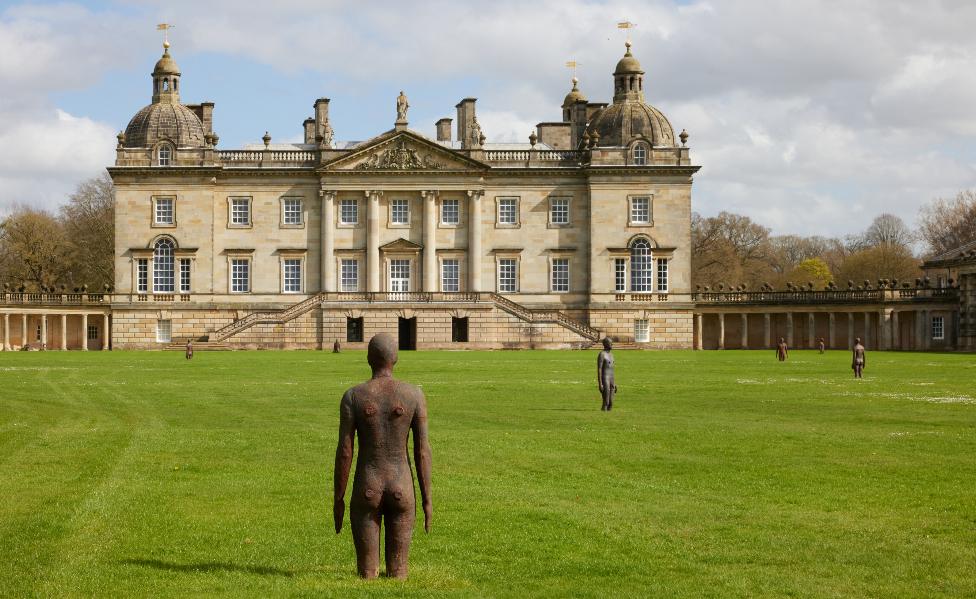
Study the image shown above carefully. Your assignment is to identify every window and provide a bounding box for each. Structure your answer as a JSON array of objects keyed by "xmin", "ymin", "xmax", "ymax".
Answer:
[
  {"xmin": 391, "ymin": 199, "xmax": 409, "ymax": 225},
  {"xmin": 550, "ymin": 198, "xmax": 569, "ymax": 225},
  {"xmin": 389, "ymin": 259, "xmax": 411, "ymax": 292},
  {"xmin": 442, "ymin": 259, "xmax": 460, "ymax": 292},
  {"xmin": 932, "ymin": 316, "xmax": 945, "ymax": 340},
  {"xmin": 340, "ymin": 259, "xmax": 359, "ymax": 292},
  {"xmin": 36, "ymin": 324, "xmax": 42, "ymax": 342},
  {"xmin": 498, "ymin": 198, "xmax": 518, "ymax": 225},
  {"xmin": 498, "ymin": 258, "xmax": 517, "ymax": 292},
  {"xmin": 283, "ymin": 259, "xmax": 302, "ymax": 293},
  {"xmin": 231, "ymin": 198, "xmax": 250, "ymax": 226},
  {"xmin": 87, "ymin": 325, "xmax": 98, "ymax": 340},
  {"xmin": 154, "ymin": 197, "xmax": 174, "ymax": 225},
  {"xmin": 441, "ymin": 199, "xmax": 459, "ymax": 225},
  {"xmin": 452, "ymin": 317, "xmax": 469, "ymax": 342},
  {"xmin": 551, "ymin": 258, "xmax": 569, "ymax": 293},
  {"xmin": 346, "ymin": 317, "xmax": 364, "ymax": 342},
  {"xmin": 633, "ymin": 143, "xmax": 647, "ymax": 166},
  {"xmin": 156, "ymin": 320, "xmax": 172, "ymax": 343},
  {"xmin": 615, "ymin": 258, "xmax": 627, "ymax": 292},
  {"xmin": 179, "ymin": 259, "xmax": 191, "ymax": 293},
  {"xmin": 158, "ymin": 145, "xmax": 171, "ymax": 166},
  {"xmin": 630, "ymin": 238, "xmax": 652, "ymax": 292},
  {"xmin": 153, "ymin": 238, "xmax": 175, "ymax": 293},
  {"xmin": 657, "ymin": 258, "xmax": 669, "ymax": 293},
  {"xmin": 283, "ymin": 198, "xmax": 303, "ymax": 225},
  {"xmin": 231, "ymin": 259, "xmax": 250, "ymax": 293},
  {"xmin": 340, "ymin": 199, "xmax": 358, "ymax": 225},
  {"xmin": 634, "ymin": 319, "xmax": 649, "ymax": 342},
  {"xmin": 137, "ymin": 259, "xmax": 148, "ymax": 293},
  {"xmin": 630, "ymin": 196, "xmax": 650, "ymax": 224}
]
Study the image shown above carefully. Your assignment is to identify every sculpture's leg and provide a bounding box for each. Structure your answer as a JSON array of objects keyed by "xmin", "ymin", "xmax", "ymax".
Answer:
[
  {"xmin": 350, "ymin": 503, "xmax": 382, "ymax": 579},
  {"xmin": 608, "ymin": 384, "xmax": 614, "ymax": 411},
  {"xmin": 383, "ymin": 495, "xmax": 415, "ymax": 579}
]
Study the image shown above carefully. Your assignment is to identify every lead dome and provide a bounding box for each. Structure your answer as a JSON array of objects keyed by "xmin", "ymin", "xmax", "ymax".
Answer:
[{"xmin": 122, "ymin": 44, "xmax": 206, "ymax": 148}]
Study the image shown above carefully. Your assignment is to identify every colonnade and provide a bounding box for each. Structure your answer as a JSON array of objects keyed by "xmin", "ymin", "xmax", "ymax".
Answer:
[
  {"xmin": 319, "ymin": 189, "xmax": 484, "ymax": 293},
  {"xmin": 0, "ymin": 312, "xmax": 110, "ymax": 351},
  {"xmin": 694, "ymin": 308, "xmax": 944, "ymax": 351}
]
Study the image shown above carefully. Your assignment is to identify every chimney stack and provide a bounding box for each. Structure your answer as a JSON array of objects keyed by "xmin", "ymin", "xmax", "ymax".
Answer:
[
  {"xmin": 436, "ymin": 118, "xmax": 453, "ymax": 142},
  {"xmin": 455, "ymin": 98, "xmax": 477, "ymax": 148},
  {"xmin": 303, "ymin": 118, "xmax": 315, "ymax": 144},
  {"xmin": 314, "ymin": 98, "xmax": 330, "ymax": 139}
]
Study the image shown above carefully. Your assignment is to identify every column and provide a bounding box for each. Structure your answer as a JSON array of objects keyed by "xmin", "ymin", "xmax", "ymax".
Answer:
[
  {"xmin": 891, "ymin": 310, "xmax": 900, "ymax": 350},
  {"xmin": 718, "ymin": 313, "xmax": 725, "ymax": 350},
  {"xmin": 81, "ymin": 313, "xmax": 88, "ymax": 352},
  {"xmin": 847, "ymin": 312, "xmax": 854, "ymax": 348},
  {"xmin": 366, "ymin": 190, "xmax": 382, "ymax": 292},
  {"xmin": 763, "ymin": 313, "xmax": 771, "ymax": 348},
  {"xmin": 922, "ymin": 310, "xmax": 930, "ymax": 350},
  {"xmin": 863, "ymin": 312, "xmax": 871, "ymax": 348},
  {"xmin": 320, "ymin": 190, "xmax": 336, "ymax": 292},
  {"xmin": 2, "ymin": 313, "xmax": 8, "ymax": 351},
  {"xmin": 422, "ymin": 190, "xmax": 438, "ymax": 292},
  {"xmin": 878, "ymin": 309, "xmax": 889, "ymax": 351},
  {"xmin": 741, "ymin": 313, "xmax": 748, "ymax": 349},
  {"xmin": 828, "ymin": 312, "xmax": 835, "ymax": 348},
  {"xmin": 41, "ymin": 314, "xmax": 47, "ymax": 350},
  {"xmin": 807, "ymin": 312, "xmax": 815, "ymax": 348},
  {"xmin": 102, "ymin": 314, "xmax": 110, "ymax": 350},
  {"xmin": 695, "ymin": 313, "xmax": 703, "ymax": 350},
  {"xmin": 786, "ymin": 312, "xmax": 794, "ymax": 347},
  {"xmin": 21, "ymin": 314, "xmax": 27, "ymax": 349},
  {"xmin": 467, "ymin": 190, "xmax": 483, "ymax": 292},
  {"xmin": 60, "ymin": 313, "xmax": 67, "ymax": 350}
]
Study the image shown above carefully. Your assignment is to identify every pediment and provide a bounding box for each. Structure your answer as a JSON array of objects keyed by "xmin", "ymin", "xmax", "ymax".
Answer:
[
  {"xmin": 380, "ymin": 238, "xmax": 423, "ymax": 252},
  {"xmin": 322, "ymin": 130, "xmax": 487, "ymax": 172}
]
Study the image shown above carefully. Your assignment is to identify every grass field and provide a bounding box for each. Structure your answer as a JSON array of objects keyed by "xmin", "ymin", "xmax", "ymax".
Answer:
[{"xmin": 1, "ymin": 348, "xmax": 974, "ymax": 598}]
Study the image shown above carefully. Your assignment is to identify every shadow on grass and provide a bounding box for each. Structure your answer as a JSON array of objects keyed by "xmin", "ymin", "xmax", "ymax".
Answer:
[{"xmin": 121, "ymin": 558, "xmax": 296, "ymax": 577}]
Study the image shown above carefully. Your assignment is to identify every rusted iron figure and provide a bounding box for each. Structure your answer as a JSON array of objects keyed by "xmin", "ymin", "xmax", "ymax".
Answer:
[
  {"xmin": 333, "ymin": 333, "xmax": 432, "ymax": 579},
  {"xmin": 597, "ymin": 338, "xmax": 617, "ymax": 411},
  {"xmin": 818, "ymin": 337, "xmax": 826, "ymax": 354},
  {"xmin": 852, "ymin": 337, "xmax": 866, "ymax": 379},
  {"xmin": 333, "ymin": 339, "xmax": 341, "ymax": 353},
  {"xmin": 185, "ymin": 340, "xmax": 193, "ymax": 360},
  {"xmin": 776, "ymin": 337, "xmax": 789, "ymax": 361}
]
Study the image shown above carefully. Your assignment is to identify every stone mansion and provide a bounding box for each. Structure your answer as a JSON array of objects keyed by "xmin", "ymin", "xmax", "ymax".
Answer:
[{"xmin": 105, "ymin": 40, "xmax": 697, "ymax": 349}]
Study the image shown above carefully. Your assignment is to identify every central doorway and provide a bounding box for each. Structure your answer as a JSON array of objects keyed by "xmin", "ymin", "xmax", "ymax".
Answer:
[{"xmin": 398, "ymin": 317, "xmax": 417, "ymax": 350}]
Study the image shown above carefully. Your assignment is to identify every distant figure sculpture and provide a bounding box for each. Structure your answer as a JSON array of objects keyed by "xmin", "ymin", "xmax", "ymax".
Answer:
[
  {"xmin": 776, "ymin": 337, "xmax": 789, "ymax": 361},
  {"xmin": 333, "ymin": 333, "xmax": 432, "ymax": 579},
  {"xmin": 818, "ymin": 337, "xmax": 826, "ymax": 354},
  {"xmin": 185, "ymin": 340, "xmax": 193, "ymax": 360},
  {"xmin": 396, "ymin": 91, "xmax": 409, "ymax": 123},
  {"xmin": 852, "ymin": 337, "xmax": 866, "ymax": 379},
  {"xmin": 333, "ymin": 339, "xmax": 341, "ymax": 353},
  {"xmin": 597, "ymin": 338, "xmax": 617, "ymax": 411}
]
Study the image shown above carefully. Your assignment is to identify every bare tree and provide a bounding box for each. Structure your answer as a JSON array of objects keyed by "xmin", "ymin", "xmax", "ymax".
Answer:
[
  {"xmin": 0, "ymin": 206, "xmax": 71, "ymax": 290},
  {"xmin": 852, "ymin": 213, "xmax": 916, "ymax": 249},
  {"xmin": 692, "ymin": 211, "xmax": 773, "ymax": 288},
  {"xmin": 918, "ymin": 189, "xmax": 976, "ymax": 256},
  {"xmin": 60, "ymin": 173, "xmax": 115, "ymax": 289}
]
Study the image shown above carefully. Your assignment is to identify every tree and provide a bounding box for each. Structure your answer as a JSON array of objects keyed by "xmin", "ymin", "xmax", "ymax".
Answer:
[
  {"xmin": 691, "ymin": 211, "xmax": 773, "ymax": 288},
  {"xmin": 789, "ymin": 257, "xmax": 832, "ymax": 289},
  {"xmin": 60, "ymin": 173, "xmax": 114, "ymax": 289},
  {"xmin": 918, "ymin": 189, "xmax": 976, "ymax": 256},
  {"xmin": 849, "ymin": 213, "xmax": 915, "ymax": 250},
  {"xmin": 834, "ymin": 244, "xmax": 920, "ymax": 286},
  {"xmin": 0, "ymin": 206, "xmax": 71, "ymax": 290}
]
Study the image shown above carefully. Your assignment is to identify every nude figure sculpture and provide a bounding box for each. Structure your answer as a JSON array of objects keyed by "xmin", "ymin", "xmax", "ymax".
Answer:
[
  {"xmin": 597, "ymin": 338, "xmax": 617, "ymax": 411},
  {"xmin": 776, "ymin": 337, "xmax": 789, "ymax": 361},
  {"xmin": 852, "ymin": 337, "xmax": 866, "ymax": 379},
  {"xmin": 333, "ymin": 333, "xmax": 432, "ymax": 579}
]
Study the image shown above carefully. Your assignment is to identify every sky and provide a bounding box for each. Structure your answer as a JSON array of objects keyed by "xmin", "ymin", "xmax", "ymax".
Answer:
[{"xmin": 1, "ymin": 0, "xmax": 974, "ymax": 238}]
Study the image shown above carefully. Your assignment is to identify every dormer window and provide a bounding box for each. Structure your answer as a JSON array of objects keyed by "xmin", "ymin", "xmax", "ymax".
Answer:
[
  {"xmin": 158, "ymin": 145, "xmax": 172, "ymax": 166},
  {"xmin": 633, "ymin": 143, "xmax": 647, "ymax": 166}
]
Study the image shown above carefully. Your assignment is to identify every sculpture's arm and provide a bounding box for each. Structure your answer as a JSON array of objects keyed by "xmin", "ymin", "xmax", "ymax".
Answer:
[
  {"xmin": 412, "ymin": 392, "xmax": 433, "ymax": 533},
  {"xmin": 597, "ymin": 354, "xmax": 605, "ymax": 392},
  {"xmin": 333, "ymin": 390, "xmax": 355, "ymax": 534}
]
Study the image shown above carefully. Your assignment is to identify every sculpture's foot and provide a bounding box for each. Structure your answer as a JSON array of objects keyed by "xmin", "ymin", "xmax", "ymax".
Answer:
[
  {"xmin": 385, "ymin": 568, "xmax": 409, "ymax": 580},
  {"xmin": 358, "ymin": 568, "xmax": 380, "ymax": 579}
]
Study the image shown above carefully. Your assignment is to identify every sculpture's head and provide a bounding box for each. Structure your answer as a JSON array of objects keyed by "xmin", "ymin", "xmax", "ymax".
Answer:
[
  {"xmin": 367, "ymin": 333, "xmax": 398, "ymax": 370},
  {"xmin": 855, "ymin": 337, "xmax": 861, "ymax": 345},
  {"xmin": 779, "ymin": 337, "xmax": 786, "ymax": 343},
  {"xmin": 602, "ymin": 338, "xmax": 613, "ymax": 351}
]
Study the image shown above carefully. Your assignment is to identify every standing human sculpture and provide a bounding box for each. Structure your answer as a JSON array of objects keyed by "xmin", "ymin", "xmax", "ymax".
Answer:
[
  {"xmin": 396, "ymin": 91, "xmax": 409, "ymax": 123},
  {"xmin": 852, "ymin": 337, "xmax": 866, "ymax": 379},
  {"xmin": 597, "ymin": 338, "xmax": 616, "ymax": 411},
  {"xmin": 818, "ymin": 337, "xmax": 826, "ymax": 354},
  {"xmin": 776, "ymin": 337, "xmax": 789, "ymax": 361},
  {"xmin": 333, "ymin": 333, "xmax": 432, "ymax": 579}
]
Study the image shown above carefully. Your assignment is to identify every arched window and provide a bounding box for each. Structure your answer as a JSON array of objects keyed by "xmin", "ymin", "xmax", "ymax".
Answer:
[
  {"xmin": 153, "ymin": 238, "xmax": 175, "ymax": 293},
  {"xmin": 630, "ymin": 238, "xmax": 652, "ymax": 292},
  {"xmin": 162, "ymin": 79, "xmax": 169, "ymax": 91},
  {"xmin": 158, "ymin": 145, "xmax": 171, "ymax": 166},
  {"xmin": 632, "ymin": 143, "xmax": 647, "ymax": 166}
]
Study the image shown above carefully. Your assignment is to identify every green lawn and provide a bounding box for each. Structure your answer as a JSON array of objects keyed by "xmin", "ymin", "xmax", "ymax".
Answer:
[{"xmin": 1, "ymin": 349, "xmax": 974, "ymax": 598}]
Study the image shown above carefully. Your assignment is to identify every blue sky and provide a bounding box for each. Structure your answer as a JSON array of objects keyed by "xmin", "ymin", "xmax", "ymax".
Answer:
[{"xmin": 1, "ymin": 0, "xmax": 974, "ymax": 239}]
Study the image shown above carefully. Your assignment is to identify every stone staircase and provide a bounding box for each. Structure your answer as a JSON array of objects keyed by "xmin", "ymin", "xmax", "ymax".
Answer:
[{"xmin": 205, "ymin": 292, "xmax": 603, "ymax": 346}]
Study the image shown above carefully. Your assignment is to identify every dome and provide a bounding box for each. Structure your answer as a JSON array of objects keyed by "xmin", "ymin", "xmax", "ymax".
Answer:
[
  {"xmin": 613, "ymin": 41, "xmax": 643, "ymax": 75},
  {"xmin": 562, "ymin": 77, "xmax": 587, "ymax": 108},
  {"xmin": 124, "ymin": 102, "xmax": 206, "ymax": 148},
  {"xmin": 585, "ymin": 101, "xmax": 675, "ymax": 147},
  {"xmin": 153, "ymin": 46, "xmax": 181, "ymax": 76}
]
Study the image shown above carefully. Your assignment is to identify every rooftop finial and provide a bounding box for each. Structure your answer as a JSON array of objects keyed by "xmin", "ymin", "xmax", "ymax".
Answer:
[
  {"xmin": 617, "ymin": 20, "xmax": 636, "ymax": 47},
  {"xmin": 157, "ymin": 23, "xmax": 175, "ymax": 51}
]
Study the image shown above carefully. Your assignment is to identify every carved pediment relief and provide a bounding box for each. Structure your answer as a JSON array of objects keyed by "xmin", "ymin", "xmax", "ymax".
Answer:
[
  {"xmin": 323, "ymin": 130, "xmax": 486, "ymax": 172},
  {"xmin": 356, "ymin": 140, "xmax": 443, "ymax": 170}
]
